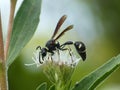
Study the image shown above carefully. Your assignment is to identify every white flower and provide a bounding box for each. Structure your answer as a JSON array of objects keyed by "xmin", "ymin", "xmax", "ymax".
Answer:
[
  {"xmin": 25, "ymin": 50, "xmax": 42, "ymax": 67},
  {"xmin": 52, "ymin": 50, "xmax": 81, "ymax": 67},
  {"xmin": 25, "ymin": 48, "xmax": 81, "ymax": 68}
]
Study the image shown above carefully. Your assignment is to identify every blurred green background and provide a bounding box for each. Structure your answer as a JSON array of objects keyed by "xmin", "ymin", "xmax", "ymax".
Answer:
[{"xmin": 1, "ymin": 0, "xmax": 120, "ymax": 90}]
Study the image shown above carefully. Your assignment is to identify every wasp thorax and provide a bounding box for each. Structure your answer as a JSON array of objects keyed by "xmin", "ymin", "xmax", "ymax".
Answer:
[{"xmin": 45, "ymin": 39, "xmax": 56, "ymax": 50}]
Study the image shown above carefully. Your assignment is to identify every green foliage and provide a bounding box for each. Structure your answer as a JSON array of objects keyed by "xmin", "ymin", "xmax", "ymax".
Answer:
[
  {"xmin": 7, "ymin": 0, "xmax": 42, "ymax": 67},
  {"xmin": 48, "ymin": 85, "xmax": 55, "ymax": 90},
  {"xmin": 4, "ymin": 0, "xmax": 120, "ymax": 89},
  {"xmin": 36, "ymin": 82, "xmax": 47, "ymax": 90},
  {"xmin": 72, "ymin": 54, "xmax": 120, "ymax": 90},
  {"xmin": 35, "ymin": 54, "xmax": 120, "ymax": 90}
]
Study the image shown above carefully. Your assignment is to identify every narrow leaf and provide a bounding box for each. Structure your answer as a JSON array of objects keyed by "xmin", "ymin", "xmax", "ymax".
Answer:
[
  {"xmin": 7, "ymin": 0, "xmax": 42, "ymax": 67},
  {"xmin": 36, "ymin": 82, "xmax": 47, "ymax": 90},
  {"xmin": 72, "ymin": 54, "xmax": 120, "ymax": 90}
]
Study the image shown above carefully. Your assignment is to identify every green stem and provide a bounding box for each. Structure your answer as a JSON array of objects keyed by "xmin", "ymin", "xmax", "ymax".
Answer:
[
  {"xmin": 56, "ymin": 85, "xmax": 65, "ymax": 90},
  {"xmin": 0, "ymin": 11, "xmax": 7, "ymax": 90},
  {"xmin": 55, "ymin": 80, "xmax": 70, "ymax": 90},
  {"xmin": 0, "ymin": 63, "xmax": 7, "ymax": 90}
]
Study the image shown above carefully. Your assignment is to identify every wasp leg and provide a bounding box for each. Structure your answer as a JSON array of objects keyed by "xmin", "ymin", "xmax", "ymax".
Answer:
[
  {"xmin": 36, "ymin": 46, "xmax": 43, "ymax": 63},
  {"xmin": 60, "ymin": 41, "xmax": 73, "ymax": 48},
  {"xmin": 47, "ymin": 50, "xmax": 54, "ymax": 56},
  {"xmin": 47, "ymin": 51, "xmax": 54, "ymax": 61},
  {"xmin": 39, "ymin": 52, "xmax": 43, "ymax": 64},
  {"xmin": 36, "ymin": 46, "xmax": 42, "ymax": 50},
  {"xmin": 59, "ymin": 41, "xmax": 73, "ymax": 51}
]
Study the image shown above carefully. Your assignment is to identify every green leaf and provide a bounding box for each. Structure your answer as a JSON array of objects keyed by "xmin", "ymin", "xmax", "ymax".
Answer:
[
  {"xmin": 48, "ymin": 84, "xmax": 55, "ymax": 90},
  {"xmin": 36, "ymin": 82, "xmax": 47, "ymax": 90},
  {"xmin": 7, "ymin": 0, "xmax": 42, "ymax": 67},
  {"xmin": 72, "ymin": 54, "xmax": 120, "ymax": 90}
]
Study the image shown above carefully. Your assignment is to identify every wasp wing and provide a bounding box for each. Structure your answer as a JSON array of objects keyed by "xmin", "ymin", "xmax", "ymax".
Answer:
[
  {"xmin": 51, "ymin": 15, "xmax": 67, "ymax": 39},
  {"xmin": 54, "ymin": 25, "xmax": 73, "ymax": 41}
]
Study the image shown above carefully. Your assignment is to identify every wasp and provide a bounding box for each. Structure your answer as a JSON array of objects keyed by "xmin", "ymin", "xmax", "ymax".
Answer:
[{"xmin": 36, "ymin": 15, "xmax": 86, "ymax": 63}]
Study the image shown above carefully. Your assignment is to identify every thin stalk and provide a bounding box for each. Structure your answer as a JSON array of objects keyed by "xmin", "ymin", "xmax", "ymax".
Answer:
[
  {"xmin": 0, "ymin": 64, "xmax": 7, "ymax": 90},
  {"xmin": 4, "ymin": 0, "xmax": 17, "ymax": 60},
  {"xmin": 0, "ymin": 11, "xmax": 7, "ymax": 90},
  {"xmin": 0, "ymin": 0, "xmax": 17, "ymax": 90},
  {"xmin": 0, "ymin": 12, "xmax": 4, "ymax": 63}
]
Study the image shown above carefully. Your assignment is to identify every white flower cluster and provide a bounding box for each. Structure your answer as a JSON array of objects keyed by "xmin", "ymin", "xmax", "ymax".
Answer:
[{"xmin": 25, "ymin": 49, "xmax": 81, "ymax": 68}]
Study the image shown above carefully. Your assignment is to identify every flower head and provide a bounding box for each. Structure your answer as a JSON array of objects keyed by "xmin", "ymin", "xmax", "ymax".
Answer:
[
  {"xmin": 26, "ymin": 48, "xmax": 81, "ymax": 67},
  {"xmin": 26, "ymin": 48, "xmax": 81, "ymax": 89}
]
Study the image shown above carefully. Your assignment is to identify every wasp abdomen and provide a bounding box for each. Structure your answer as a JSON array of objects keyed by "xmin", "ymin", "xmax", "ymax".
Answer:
[{"xmin": 74, "ymin": 41, "xmax": 86, "ymax": 61}]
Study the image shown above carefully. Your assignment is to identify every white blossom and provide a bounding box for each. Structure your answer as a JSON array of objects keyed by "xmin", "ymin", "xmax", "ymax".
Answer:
[{"xmin": 25, "ymin": 49, "xmax": 81, "ymax": 68}]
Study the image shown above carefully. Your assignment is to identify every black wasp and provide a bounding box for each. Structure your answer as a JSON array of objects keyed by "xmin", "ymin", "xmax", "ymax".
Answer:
[{"xmin": 36, "ymin": 15, "xmax": 86, "ymax": 63}]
